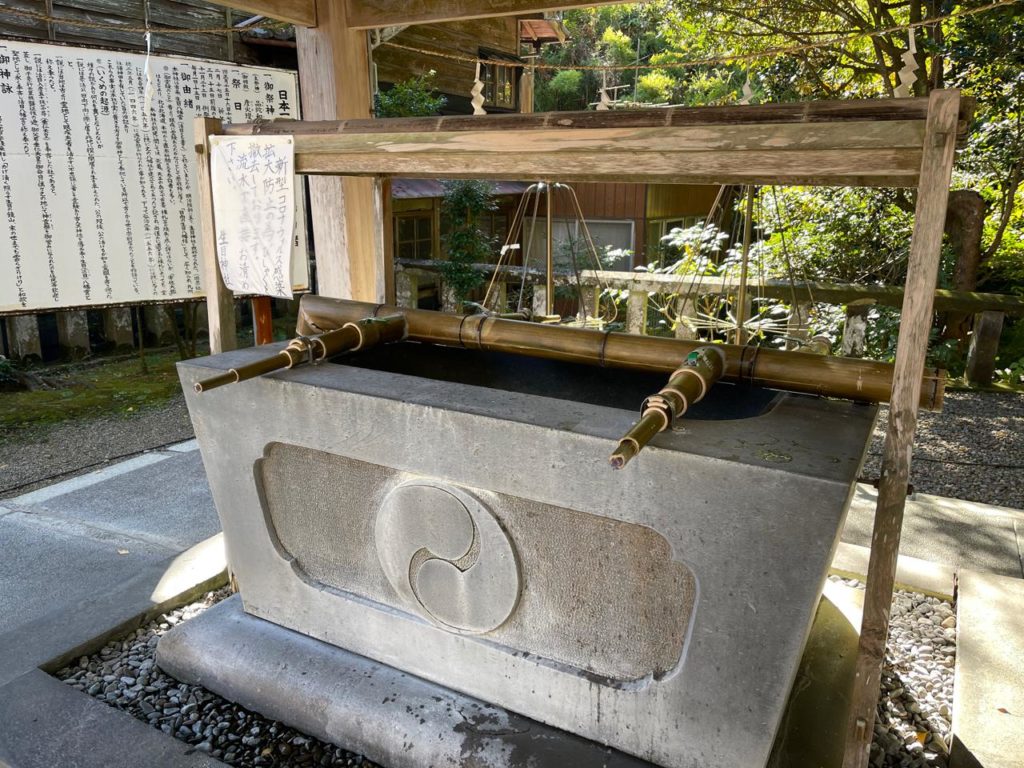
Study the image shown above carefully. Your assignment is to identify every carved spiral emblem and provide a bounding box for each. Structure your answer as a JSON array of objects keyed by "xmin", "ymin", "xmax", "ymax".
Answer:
[{"xmin": 374, "ymin": 481, "xmax": 520, "ymax": 634}]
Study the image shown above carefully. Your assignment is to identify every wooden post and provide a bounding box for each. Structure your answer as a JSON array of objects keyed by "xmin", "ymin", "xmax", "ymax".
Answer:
[
  {"xmin": 841, "ymin": 89, "xmax": 961, "ymax": 768},
  {"xmin": 382, "ymin": 177, "xmax": 395, "ymax": 303},
  {"xmin": 251, "ymin": 297, "xmax": 274, "ymax": 345},
  {"xmin": 295, "ymin": 0, "xmax": 384, "ymax": 302},
  {"xmin": 626, "ymin": 289, "xmax": 648, "ymax": 335},
  {"xmin": 965, "ymin": 310, "xmax": 1004, "ymax": 386},
  {"xmin": 735, "ymin": 185, "xmax": 754, "ymax": 345},
  {"xmin": 194, "ymin": 116, "xmax": 237, "ymax": 355}
]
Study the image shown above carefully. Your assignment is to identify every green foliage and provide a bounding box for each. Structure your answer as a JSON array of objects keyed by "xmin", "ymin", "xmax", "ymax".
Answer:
[
  {"xmin": 600, "ymin": 26, "xmax": 636, "ymax": 66},
  {"xmin": 538, "ymin": 70, "xmax": 586, "ymax": 111},
  {"xmin": 636, "ymin": 71, "xmax": 676, "ymax": 103},
  {"xmin": 762, "ymin": 187, "xmax": 915, "ymax": 285},
  {"xmin": 439, "ymin": 181, "xmax": 497, "ymax": 308},
  {"xmin": 373, "ymin": 71, "xmax": 446, "ymax": 118}
]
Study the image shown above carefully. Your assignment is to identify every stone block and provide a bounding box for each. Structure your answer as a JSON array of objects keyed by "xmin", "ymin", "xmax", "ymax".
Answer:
[
  {"xmin": 176, "ymin": 343, "xmax": 875, "ymax": 768},
  {"xmin": 56, "ymin": 310, "xmax": 90, "ymax": 356},
  {"xmin": 4, "ymin": 315, "xmax": 42, "ymax": 360},
  {"xmin": 144, "ymin": 304, "xmax": 176, "ymax": 345},
  {"xmin": 102, "ymin": 307, "xmax": 135, "ymax": 349}
]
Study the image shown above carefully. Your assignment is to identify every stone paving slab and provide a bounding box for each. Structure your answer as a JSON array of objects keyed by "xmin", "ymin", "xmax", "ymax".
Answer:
[
  {"xmin": 0, "ymin": 441, "xmax": 226, "ymax": 688},
  {"xmin": 22, "ymin": 451, "xmax": 219, "ymax": 552},
  {"xmin": 0, "ymin": 510, "xmax": 172, "ymax": 631},
  {"xmin": 0, "ymin": 669, "xmax": 223, "ymax": 768},
  {"xmin": 843, "ymin": 485, "xmax": 1024, "ymax": 578},
  {"xmin": 951, "ymin": 570, "xmax": 1024, "ymax": 768}
]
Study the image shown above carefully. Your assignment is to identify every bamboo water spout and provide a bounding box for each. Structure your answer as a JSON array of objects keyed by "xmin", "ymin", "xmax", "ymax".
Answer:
[
  {"xmin": 194, "ymin": 314, "xmax": 407, "ymax": 393},
  {"xmin": 296, "ymin": 296, "xmax": 945, "ymax": 411},
  {"xmin": 610, "ymin": 346, "xmax": 726, "ymax": 469}
]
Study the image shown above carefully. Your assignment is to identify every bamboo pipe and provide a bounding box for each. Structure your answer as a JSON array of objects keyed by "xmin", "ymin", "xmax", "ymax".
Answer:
[
  {"xmin": 194, "ymin": 314, "xmax": 407, "ymax": 393},
  {"xmin": 611, "ymin": 346, "xmax": 725, "ymax": 469},
  {"xmin": 297, "ymin": 296, "xmax": 945, "ymax": 411}
]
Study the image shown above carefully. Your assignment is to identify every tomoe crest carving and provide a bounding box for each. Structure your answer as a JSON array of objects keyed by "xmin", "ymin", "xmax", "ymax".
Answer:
[{"xmin": 374, "ymin": 481, "xmax": 520, "ymax": 634}]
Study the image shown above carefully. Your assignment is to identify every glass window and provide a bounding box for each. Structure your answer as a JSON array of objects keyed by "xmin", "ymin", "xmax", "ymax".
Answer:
[
  {"xmin": 481, "ymin": 62, "xmax": 517, "ymax": 109},
  {"xmin": 524, "ymin": 218, "xmax": 634, "ymax": 271},
  {"xmin": 395, "ymin": 213, "xmax": 434, "ymax": 260}
]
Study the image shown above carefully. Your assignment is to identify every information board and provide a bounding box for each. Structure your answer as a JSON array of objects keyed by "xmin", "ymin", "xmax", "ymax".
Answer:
[{"xmin": 0, "ymin": 39, "xmax": 309, "ymax": 313}]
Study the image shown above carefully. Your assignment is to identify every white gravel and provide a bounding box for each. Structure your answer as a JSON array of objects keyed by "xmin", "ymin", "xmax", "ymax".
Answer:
[
  {"xmin": 831, "ymin": 577, "xmax": 957, "ymax": 768},
  {"xmin": 59, "ymin": 583, "xmax": 958, "ymax": 767}
]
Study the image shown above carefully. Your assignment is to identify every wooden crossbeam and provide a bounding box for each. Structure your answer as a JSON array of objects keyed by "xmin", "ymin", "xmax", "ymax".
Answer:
[
  {"xmin": 223, "ymin": 98, "xmax": 969, "ymax": 188},
  {"xmin": 344, "ymin": 0, "xmax": 634, "ymax": 29},
  {"xmin": 202, "ymin": 0, "xmax": 316, "ymax": 27}
]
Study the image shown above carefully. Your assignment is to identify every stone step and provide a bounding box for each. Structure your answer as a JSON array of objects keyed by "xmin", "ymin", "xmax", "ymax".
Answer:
[{"xmin": 950, "ymin": 570, "xmax": 1024, "ymax": 767}]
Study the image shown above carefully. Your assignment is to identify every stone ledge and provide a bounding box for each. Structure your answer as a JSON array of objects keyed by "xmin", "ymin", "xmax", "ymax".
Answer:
[{"xmin": 157, "ymin": 595, "xmax": 651, "ymax": 768}]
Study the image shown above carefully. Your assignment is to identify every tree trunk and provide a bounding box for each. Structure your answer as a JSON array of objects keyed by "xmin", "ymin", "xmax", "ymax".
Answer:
[{"xmin": 942, "ymin": 189, "xmax": 988, "ymax": 341}]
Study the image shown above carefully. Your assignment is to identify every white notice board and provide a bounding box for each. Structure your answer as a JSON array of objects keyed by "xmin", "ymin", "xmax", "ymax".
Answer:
[{"xmin": 0, "ymin": 39, "xmax": 309, "ymax": 313}]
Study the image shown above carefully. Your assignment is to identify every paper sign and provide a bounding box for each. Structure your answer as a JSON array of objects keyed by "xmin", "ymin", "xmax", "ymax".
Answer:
[{"xmin": 210, "ymin": 135, "xmax": 296, "ymax": 299}]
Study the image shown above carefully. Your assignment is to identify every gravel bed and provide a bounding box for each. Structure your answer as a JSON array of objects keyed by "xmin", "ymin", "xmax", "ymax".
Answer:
[
  {"xmin": 59, "ymin": 584, "xmax": 957, "ymax": 768},
  {"xmin": 56, "ymin": 588, "xmax": 379, "ymax": 768},
  {"xmin": 831, "ymin": 576, "xmax": 956, "ymax": 768},
  {"xmin": 862, "ymin": 390, "xmax": 1024, "ymax": 509},
  {"xmin": 0, "ymin": 394, "xmax": 193, "ymax": 499}
]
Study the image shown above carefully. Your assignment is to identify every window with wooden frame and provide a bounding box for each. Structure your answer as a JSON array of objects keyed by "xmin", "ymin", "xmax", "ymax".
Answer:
[
  {"xmin": 395, "ymin": 213, "xmax": 434, "ymax": 260},
  {"xmin": 479, "ymin": 53, "xmax": 517, "ymax": 110}
]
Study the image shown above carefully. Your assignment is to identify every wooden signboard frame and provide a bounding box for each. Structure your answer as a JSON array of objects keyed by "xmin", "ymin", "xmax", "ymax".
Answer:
[{"xmin": 195, "ymin": 92, "xmax": 968, "ymax": 768}]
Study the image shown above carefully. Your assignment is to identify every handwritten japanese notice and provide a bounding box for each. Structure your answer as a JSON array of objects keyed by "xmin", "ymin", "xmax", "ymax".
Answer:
[
  {"xmin": 0, "ymin": 39, "xmax": 308, "ymax": 313},
  {"xmin": 209, "ymin": 136, "xmax": 295, "ymax": 299}
]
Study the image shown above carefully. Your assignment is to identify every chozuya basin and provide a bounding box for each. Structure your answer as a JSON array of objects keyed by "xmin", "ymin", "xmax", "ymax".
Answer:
[{"xmin": 167, "ymin": 340, "xmax": 876, "ymax": 768}]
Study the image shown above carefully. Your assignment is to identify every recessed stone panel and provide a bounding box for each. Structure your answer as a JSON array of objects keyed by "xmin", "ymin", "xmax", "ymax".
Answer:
[{"xmin": 257, "ymin": 443, "xmax": 696, "ymax": 683}]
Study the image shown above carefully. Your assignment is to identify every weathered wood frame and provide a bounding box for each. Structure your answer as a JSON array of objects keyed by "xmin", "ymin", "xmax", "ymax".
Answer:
[{"xmin": 197, "ymin": 91, "xmax": 966, "ymax": 768}]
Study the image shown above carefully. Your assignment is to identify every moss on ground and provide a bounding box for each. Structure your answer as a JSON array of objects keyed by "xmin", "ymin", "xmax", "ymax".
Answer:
[{"xmin": 0, "ymin": 350, "xmax": 186, "ymax": 435}]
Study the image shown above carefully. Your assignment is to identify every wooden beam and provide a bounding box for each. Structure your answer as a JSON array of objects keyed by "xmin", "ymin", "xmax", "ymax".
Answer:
[
  {"xmin": 841, "ymin": 89, "xmax": 961, "ymax": 768},
  {"xmin": 227, "ymin": 121, "xmax": 927, "ymax": 187},
  {"xmin": 222, "ymin": 99, "xmax": 972, "ymax": 187},
  {"xmin": 345, "ymin": 0, "xmax": 631, "ymax": 29},
  {"xmin": 201, "ymin": 0, "xmax": 316, "ymax": 27},
  {"xmin": 225, "ymin": 97, "xmax": 972, "ymax": 138},
  {"xmin": 295, "ymin": 0, "xmax": 385, "ymax": 302},
  {"xmin": 194, "ymin": 116, "xmax": 237, "ymax": 355}
]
